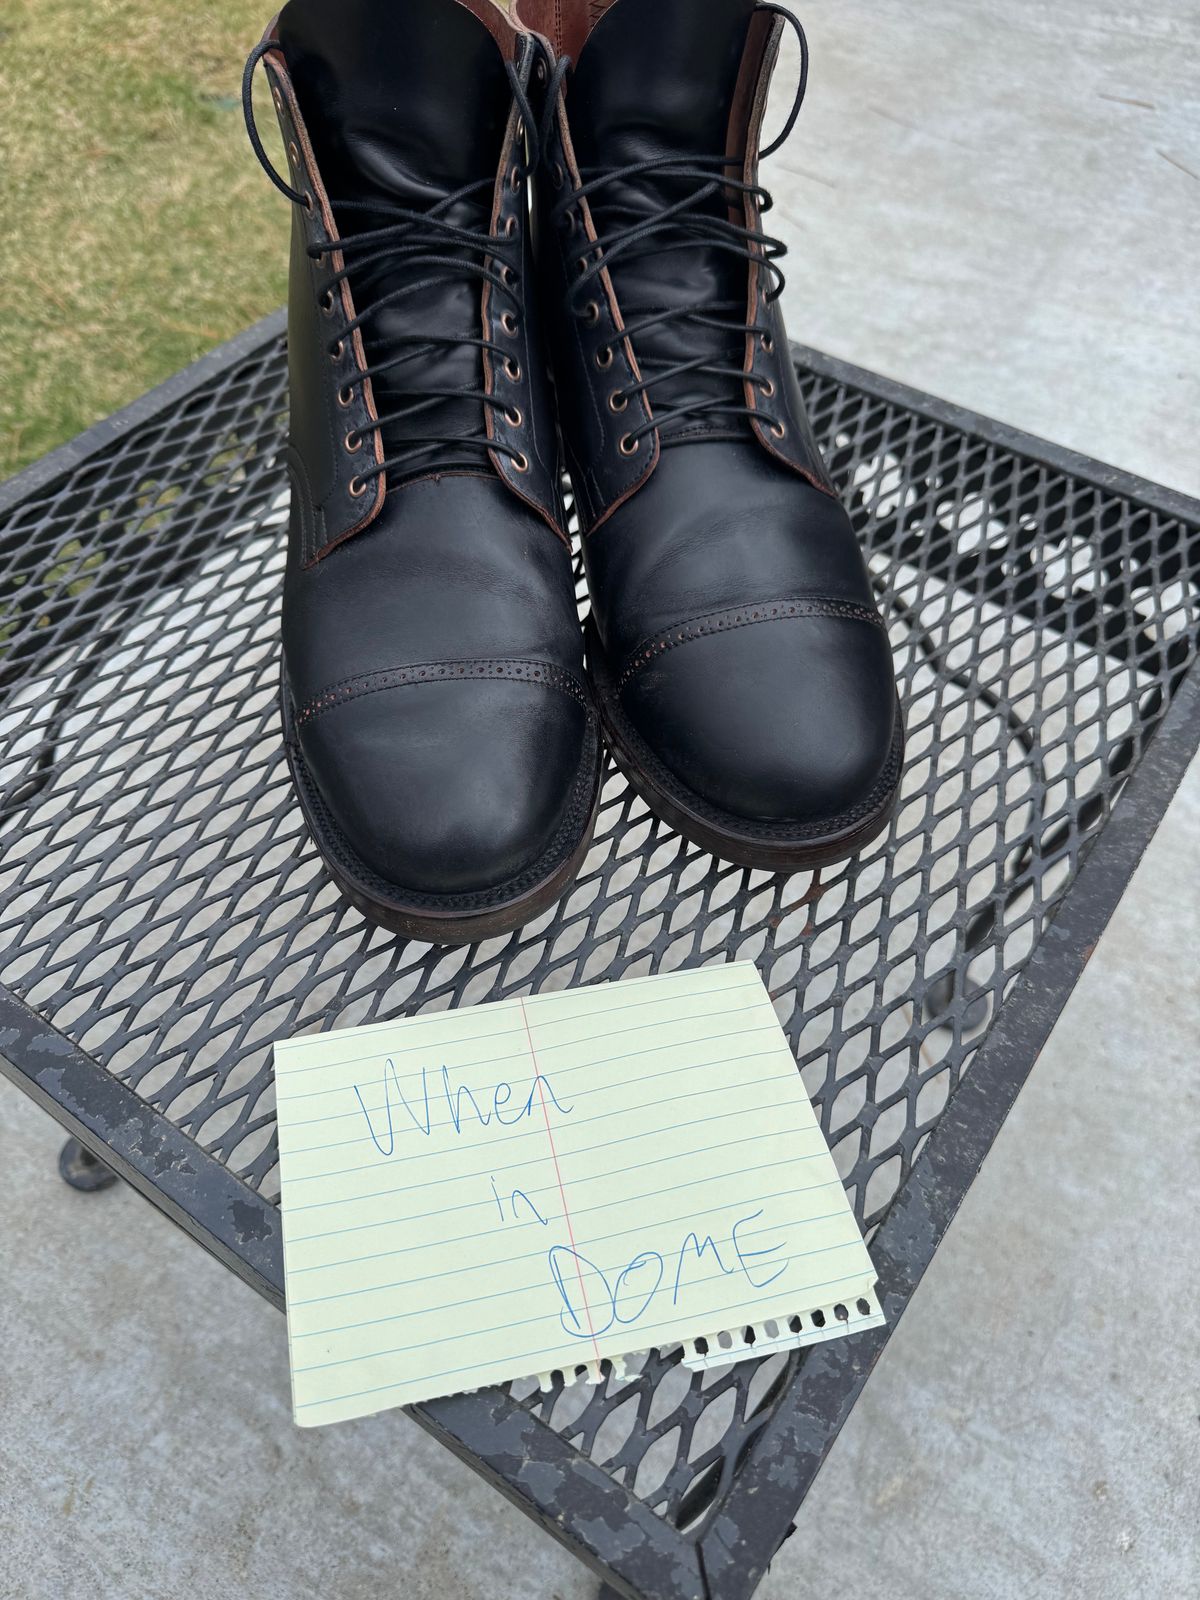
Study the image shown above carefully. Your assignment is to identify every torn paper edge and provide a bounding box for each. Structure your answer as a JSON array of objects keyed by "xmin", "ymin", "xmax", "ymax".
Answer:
[
  {"xmin": 521, "ymin": 1284, "xmax": 884, "ymax": 1392},
  {"xmin": 681, "ymin": 1283, "xmax": 885, "ymax": 1371}
]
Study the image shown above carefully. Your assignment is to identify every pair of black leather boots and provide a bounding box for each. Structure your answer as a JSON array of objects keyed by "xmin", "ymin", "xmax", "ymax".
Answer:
[{"xmin": 244, "ymin": 0, "xmax": 903, "ymax": 944}]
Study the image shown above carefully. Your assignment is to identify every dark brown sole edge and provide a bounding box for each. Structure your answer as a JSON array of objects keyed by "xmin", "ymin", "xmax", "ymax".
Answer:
[
  {"xmin": 281, "ymin": 681, "xmax": 603, "ymax": 945},
  {"xmin": 586, "ymin": 618, "xmax": 904, "ymax": 874}
]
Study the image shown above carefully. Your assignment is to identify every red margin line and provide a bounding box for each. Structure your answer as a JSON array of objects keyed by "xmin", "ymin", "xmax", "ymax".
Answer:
[{"xmin": 519, "ymin": 996, "xmax": 601, "ymax": 1363}]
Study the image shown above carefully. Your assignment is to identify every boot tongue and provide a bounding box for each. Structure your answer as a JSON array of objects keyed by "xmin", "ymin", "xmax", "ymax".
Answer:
[
  {"xmin": 279, "ymin": 0, "xmax": 512, "ymax": 201},
  {"xmin": 570, "ymin": 0, "xmax": 759, "ymax": 442},
  {"xmin": 571, "ymin": 0, "xmax": 755, "ymax": 169},
  {"xmin": 278, "ymin": 0, "xmax": 514, "ymax": 480}
]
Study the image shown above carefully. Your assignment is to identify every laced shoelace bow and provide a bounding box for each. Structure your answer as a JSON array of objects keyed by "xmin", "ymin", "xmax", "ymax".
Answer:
[
  {"xmin": 547, "ymin": 3, "xmax": 809, "ymax": 454},
  {"xmin": 243, "ymin": 39, "xmax": 565, "ymax": 491}
]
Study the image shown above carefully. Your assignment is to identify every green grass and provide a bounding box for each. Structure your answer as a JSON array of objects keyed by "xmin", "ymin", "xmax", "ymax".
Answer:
[{"xmin": 0, "ymin": 0, "xmax": 291, "ymax": 479}]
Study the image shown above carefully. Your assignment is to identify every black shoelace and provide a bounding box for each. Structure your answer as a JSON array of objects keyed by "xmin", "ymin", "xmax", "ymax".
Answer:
[
  {"xmin": 548, "ymin": 2, "xmax": 809, "ymax": 453},
  {"xmin": 243, "ymin": 39, "xmax": 549, "ymax": 491}
]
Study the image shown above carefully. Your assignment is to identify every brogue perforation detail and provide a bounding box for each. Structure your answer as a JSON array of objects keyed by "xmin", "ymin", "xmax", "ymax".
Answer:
[
  {"xmin": 296, "ymin": 658, "xmax": 590, "ymax": 728},
  {"xmin": 616, "ymin": 598, "xmax": 886, "ymax": 691}
]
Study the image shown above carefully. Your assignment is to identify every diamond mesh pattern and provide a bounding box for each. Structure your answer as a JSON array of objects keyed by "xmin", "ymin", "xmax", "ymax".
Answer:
[{"xmin": 2, "ymin": 333, "xmax": 1197, "ymax": 1538}]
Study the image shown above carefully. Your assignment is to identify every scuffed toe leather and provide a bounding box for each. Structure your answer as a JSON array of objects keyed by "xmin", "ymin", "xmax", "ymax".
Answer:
[
  {"xmin": 621, "ymin": 614, "xmax": 898, "ymax": 826},
  {"xmin": 298, "ymin": 678, "xmax": 592, "ymax": 896}
]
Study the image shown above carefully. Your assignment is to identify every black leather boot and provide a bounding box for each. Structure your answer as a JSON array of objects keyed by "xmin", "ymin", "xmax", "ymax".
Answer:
[
  {"xmin": 518, "ymin": 0, "xmax": 902, "ymax": 870},
  {"xmin": 243, "ymin": 0, "xmax": 601, "ymax": 942}
]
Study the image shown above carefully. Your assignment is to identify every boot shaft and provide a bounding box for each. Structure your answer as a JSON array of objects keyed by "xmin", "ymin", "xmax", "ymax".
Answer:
[
  {"xmin": 241, "ymin": 1, "xmax": 600, "ymax": 940},
  {"xmin": 247, "ymin": 0, "xmax": 566, "ymax": 561},
  {"xmin": 518, "ymin": 0, "xmax": 834, "ymax": 531}
]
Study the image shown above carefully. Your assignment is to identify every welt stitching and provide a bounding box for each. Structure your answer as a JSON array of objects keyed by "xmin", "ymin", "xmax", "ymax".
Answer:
[
  {"xmin": 617, "ymin": 599, "xmax": 885, "ymax": 690},
  {"xmin": 296, "ymin": 659, "xmax": 590, "ymax": 727}
]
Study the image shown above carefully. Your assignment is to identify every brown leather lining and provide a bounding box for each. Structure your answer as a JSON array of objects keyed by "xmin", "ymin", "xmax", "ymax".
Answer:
[
  {"xmin": 514, "ymin": 0, "xmax": 617, "ymax": 59},
  {"xmin": 451, "ymin": 0, "xmax": 522, "ymax": 55},
  {"xmin": 727, "ymin": 9, "xmax": 771, "ymax": 192}
]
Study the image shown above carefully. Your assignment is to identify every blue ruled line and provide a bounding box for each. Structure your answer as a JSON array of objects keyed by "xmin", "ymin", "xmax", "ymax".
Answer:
[
  {"xmin": 289, "ymin": 1151, "xmax": 829, "ymax": 1246},
  {"xmin": 288, "ymin": 1206, "xmax": 852, "ymax": 1308},
  {"xmin": 284, "ymin": 1105, "xmax": 827, "ymax": 1296},
  {"xmin": 284, "ymin": 1063, "xmax": 790, "ymax": 1158},
  {"xmin": 285, "ymin": 1124, "xmax": 824, "ymax": 1216},
  {"xmin": 282, "ymin": 1011, "xmax": 776, "ymax": 1126},
  {"xmin": 291, "ymin": 1235, "xmax": 863, "ymax": 1341},
  {"xmin": 286, "ymin": 1095, "xmax": 803, "ymax": 1187},
  {"xmin": 288, "ymin": 1177, "xmax": 838, "ymax": 1286},
  {"xmin": 279, "ymin": 992, "xmax": 765, "ymax": 1102},
  {"xmin": 275, "ymin": 976, "xmax": 761, "ymax": 1080},
  {"xmin": 292, "ymin": 1265, "xmax": 868, "ymax": 1375}
]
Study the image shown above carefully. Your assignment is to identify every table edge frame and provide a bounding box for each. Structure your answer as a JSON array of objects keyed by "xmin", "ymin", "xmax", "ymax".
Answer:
[{"xmin": 3, "ymin": 320, "xmax": 1199, "ymax": 1600}]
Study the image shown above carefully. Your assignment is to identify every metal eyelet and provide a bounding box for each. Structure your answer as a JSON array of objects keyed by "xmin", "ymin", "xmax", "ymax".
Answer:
[
  {"xmin": 320, "ymin": 289, "xmax": 336, "ymax": 315},
  {"xmin": 500, "ymin": 311, "xmax": 519, "ymax": 336},
  {"xmin": 505, "ymin": 406, "xmax": 523, "ymax": 427},
  {"xmin": 503, "ymin": 215, "xmax": 517, "ymax": 237},
  {"xmin": 583, "ymin": 301, "xmax": 600, "ymax": 326},
  {"xmin": 302, "ymin": 192, "xmax": 315, "ymax": 214},
  {"xmin": 512, "ymin": 451, "xmax": 530, "ymax": 473},
  {"xmin": 770, "ymin": 420, "xmax": 787, "ymax": 439},
  {"xmin": 595, "ymin": 346, "xmax": 613, "ymax": 370},
  {"xmin": 348, "ymin": 475, "xmax": 368, "ymax": 497},
  {"xmin": 500, "ymin": 265, "xmax": 517, "ymax": 288},
  {"xmin": 504, "ymin": 357, "xmax": 522, "ymax": 382},
  {"xmin": 509, "ymin": 167, "xmax": 523, "ymax": 192},
  {"xmin": 344, "ymin": 429, "xmax": 362, "ymax": 454},
  {"xmin": 619, "ymin": 434, "xmax": 640, "ymax": 456},
  {"xmin": 552, "ymin": 161, "xmax": 565, "ymax": 189},
  {"xmin": 287, "ymin": 140, "xmax": 300, "ymax": 166},
  {"xmin": 608, "ymin": 390, "xmax": 628, "ymax": 413},
  {"xmin": 760, "ymin": 332, "xmax": 775, "ymax": 355},
  {"xmin": 336, "ymin": 384, "xmax": 354, "ymax": 408},
  {"xmin": 272, "ymin": 88, "xmax": 283, "ymax": 113},
  {"xmin": 760, "ymin": 377, "xmax": 776, "ymax": 398},
  {"xmin": 329, "ymin": 340, "xmax": 345, "ymax": 362},
  {"xmin": 535, "ymin": 59, "xmax": 547, "ymax": 83}
]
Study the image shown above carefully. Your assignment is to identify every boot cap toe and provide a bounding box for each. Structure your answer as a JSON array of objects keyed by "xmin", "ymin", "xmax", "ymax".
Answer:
[
  {"xmin": 622, "ymin": 610, "xmax": 898, "ymax": 828},
  {"xmin": 297, "ymin": 673, "xmax": 593, "ymax": 898}
]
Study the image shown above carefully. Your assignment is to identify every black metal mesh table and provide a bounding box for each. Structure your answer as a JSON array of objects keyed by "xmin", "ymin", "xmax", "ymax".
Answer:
[{"xmin": 2, "ymin": 315, "xmax": 1198, "ymax": 1600}]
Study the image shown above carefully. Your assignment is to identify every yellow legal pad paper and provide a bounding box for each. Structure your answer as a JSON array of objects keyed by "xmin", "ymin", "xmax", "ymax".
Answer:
[{"xmin": 274, "ymin": 961, "xmax": 883, "ymax": 1427}]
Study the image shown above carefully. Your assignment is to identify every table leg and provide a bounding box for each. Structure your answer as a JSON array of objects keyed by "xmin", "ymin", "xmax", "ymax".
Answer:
[{"xmin": 58, "ymin": 1137, "xmax": 118, "ymax": 1192}]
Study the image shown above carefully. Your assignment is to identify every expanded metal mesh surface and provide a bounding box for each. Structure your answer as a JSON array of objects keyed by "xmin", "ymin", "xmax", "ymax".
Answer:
[{"xmin": 2, "ymin": 334, "xmax": 1197, "ymax": 1537}]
